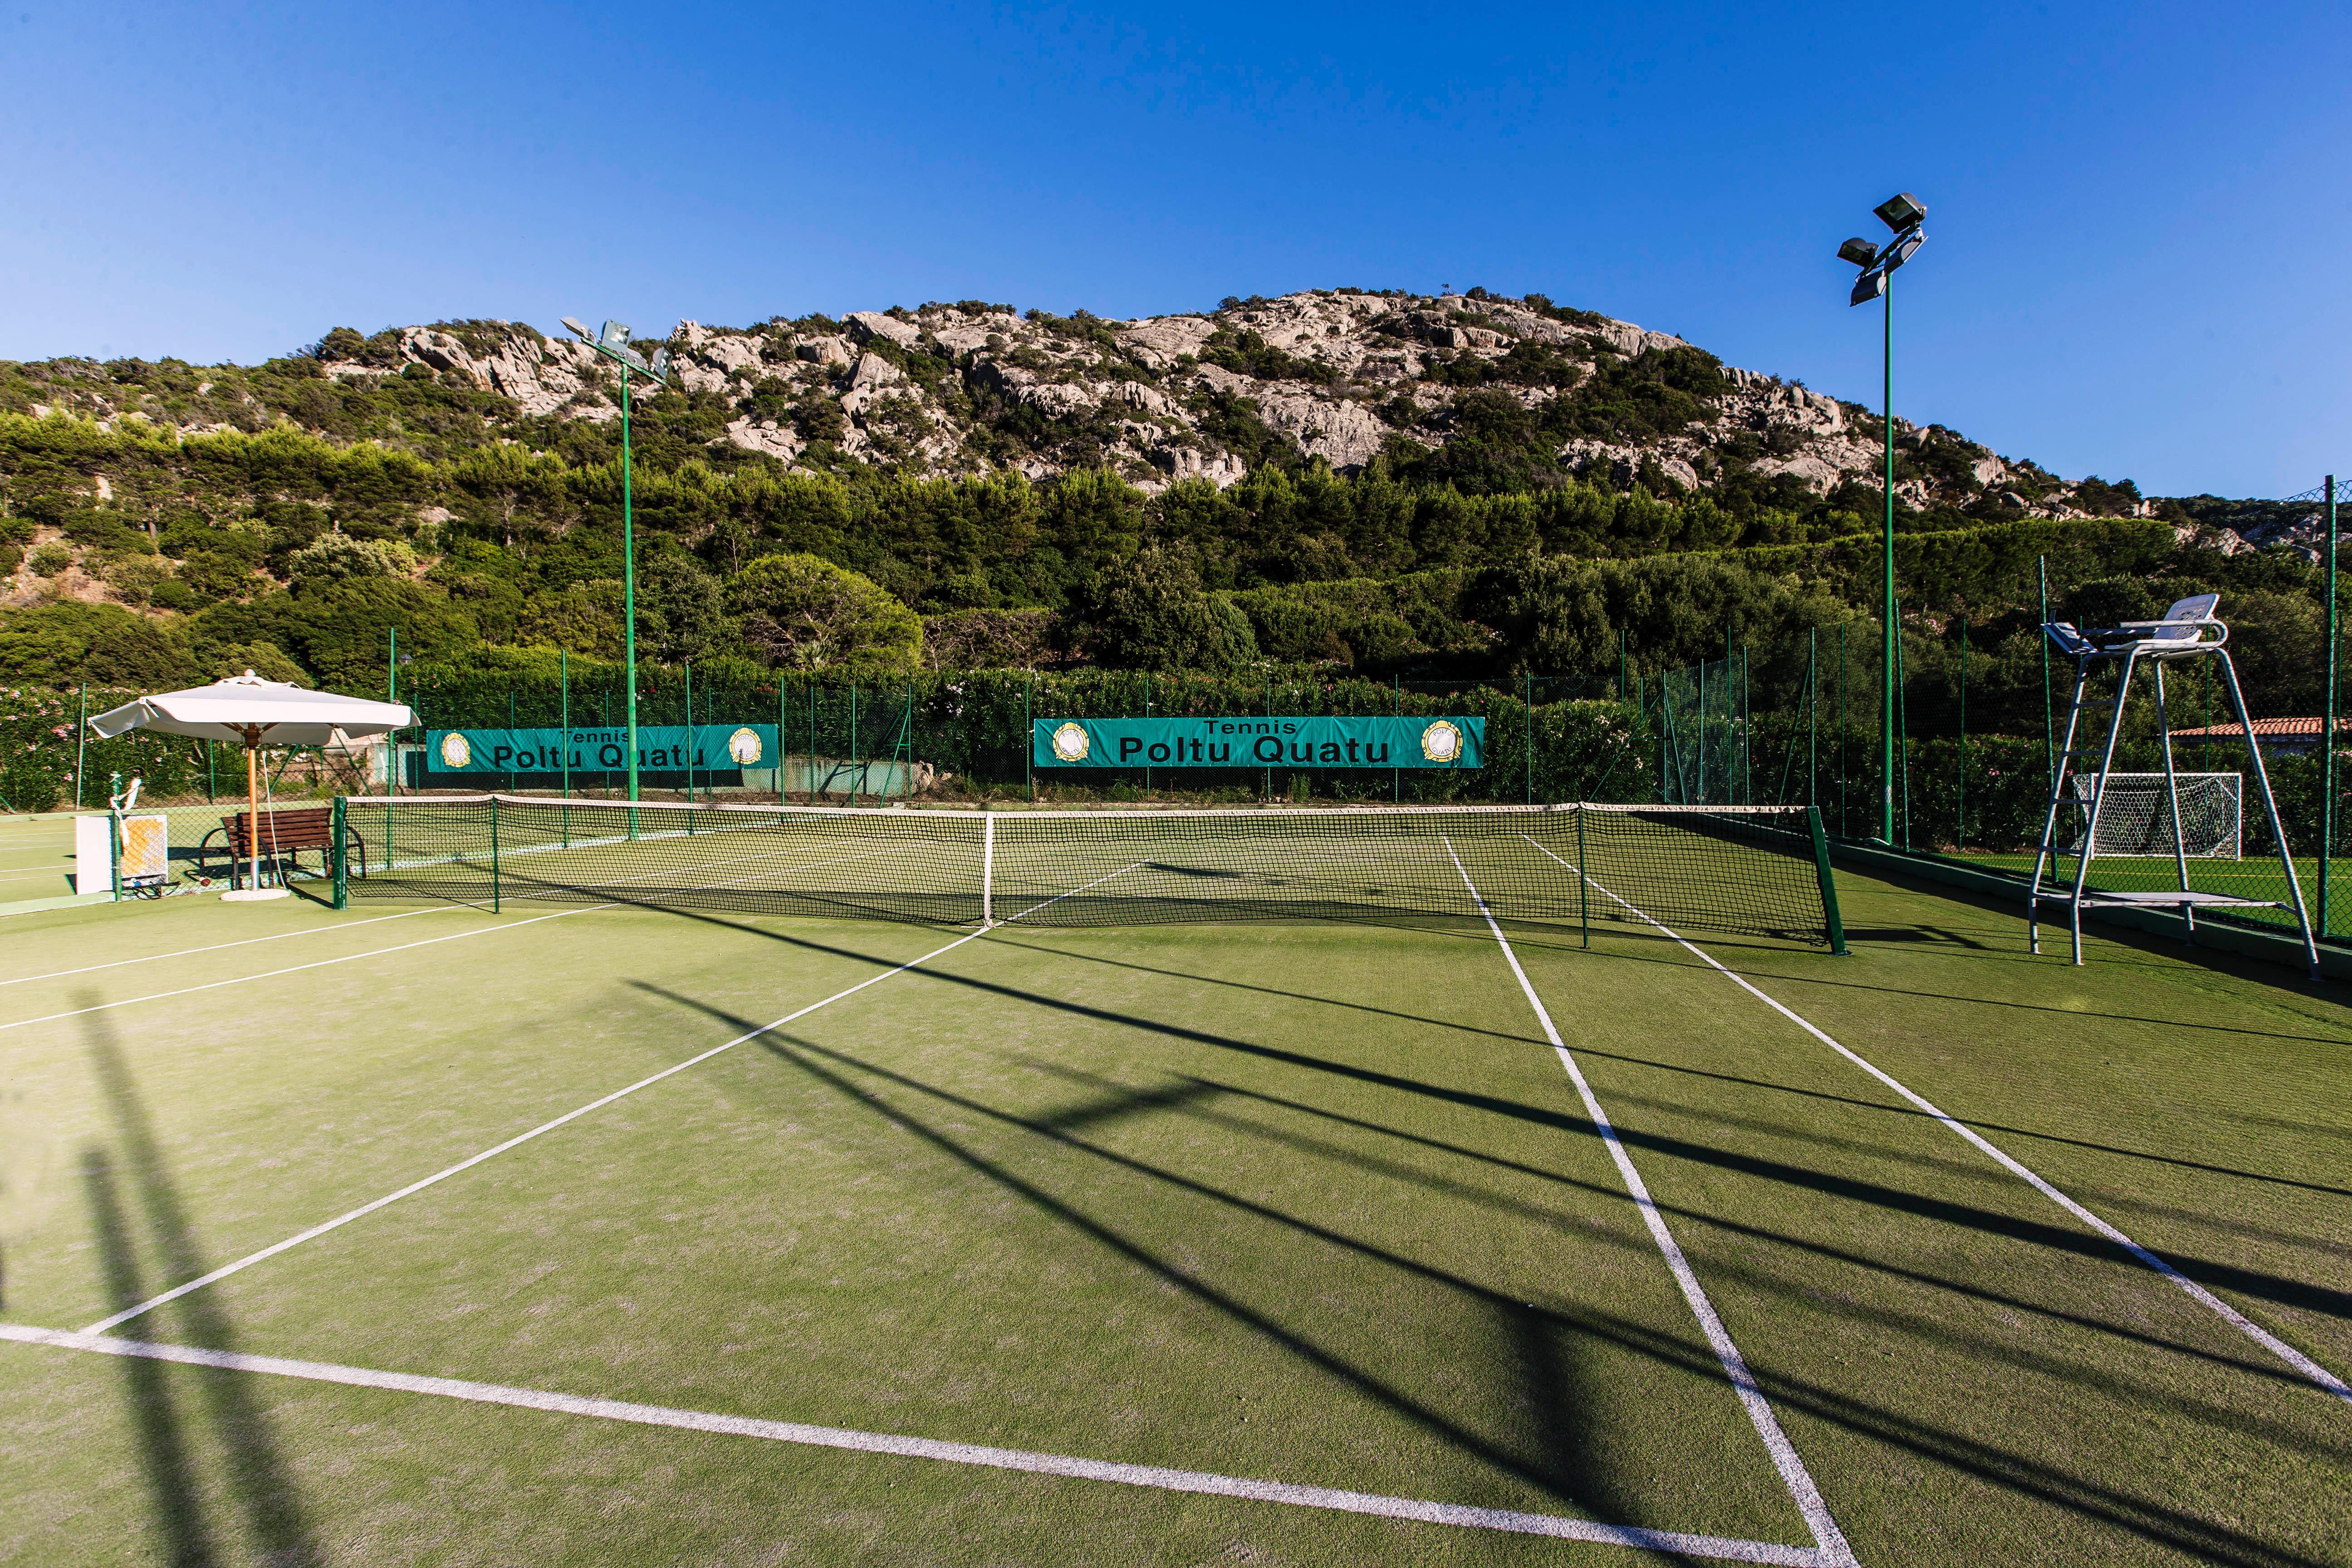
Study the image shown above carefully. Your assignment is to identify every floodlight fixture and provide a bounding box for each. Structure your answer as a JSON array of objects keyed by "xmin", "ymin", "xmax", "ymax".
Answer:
[
  {"xmin": 1835, "ymin": 190, "xmax": 1931, "ymax": 845},
  {"xmin": 561, "ymin": 309, "xmax": 680, "ymax": 812},
  {"xmin": 1874, "ymin": 191, "xmax": 1927, "ymax": 231}
]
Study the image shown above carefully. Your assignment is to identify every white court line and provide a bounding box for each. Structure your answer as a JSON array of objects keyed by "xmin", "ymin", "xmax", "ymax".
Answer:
[
  {"xmin": 0, "ymin": 1325, "xmax": 1826, "ymax": 1563},
  {"xmin": 0, "ymin": 906, "xmax": 605, "ymax": 1038},
  {"xmin": 0, "ymin": 907, "xmax": 467, "ymax": 988},
  {"xmin": 1521, "ymin": 834, "xmax": 2352, "ymax": 1411},
  {"xmin": 84, "ymin": 924, "xmax": 994, "ymax": 1333},
  {"xmin": 1444, "ymin": 838, "xmax": 1857, "ymax": 1568}
]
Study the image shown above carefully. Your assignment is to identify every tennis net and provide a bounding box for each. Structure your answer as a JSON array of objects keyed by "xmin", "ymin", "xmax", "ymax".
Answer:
[{"xmin": 333, "ymin": 794, "xmax": 1844, "ymax": 945}]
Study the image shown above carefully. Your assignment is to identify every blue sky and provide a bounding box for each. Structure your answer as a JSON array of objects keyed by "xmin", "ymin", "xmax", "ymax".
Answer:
[{"xmin": 5, "ymin": 0, "xmax": 2347, "ymax": 497}]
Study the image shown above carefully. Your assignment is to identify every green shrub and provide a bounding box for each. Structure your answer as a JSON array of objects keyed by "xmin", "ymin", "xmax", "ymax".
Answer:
[
  {"xmin": 727, "ymin": 553, "xmax": 921, "ymax": 671},
  {"xmin": 28, "ymin": 543, "xmax": 72, "ymax": 577}
]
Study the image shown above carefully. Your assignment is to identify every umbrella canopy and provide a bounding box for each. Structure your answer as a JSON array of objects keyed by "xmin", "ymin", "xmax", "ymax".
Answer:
[{"xmin": 88, "ymin": 671, "xmax": 414, "ymax": 747}]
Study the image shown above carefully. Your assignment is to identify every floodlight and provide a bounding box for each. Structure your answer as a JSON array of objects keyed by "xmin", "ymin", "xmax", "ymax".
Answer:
[
  {"xmin": 648, "ymin": 347, "xmax": 671, "ymax": 381},
  {"xmin": 599, "ymin": 321, "xmax": 630, "ymax": 348},
  {"xmin": 1838, "ymin": 237, "xmax": 1880, "ymax": 269},
  {"xmin": 1874, "ymin": 192, "xmax": 1926, "ymax": 231},
  {"xmin": 1850, "ymin": 271, "xmax": 1888, "ymax": 306},
  {"xmin": 561, "ymin": 317, "xmax": 593, "ymax": 340},
  {"xmin": 1884, "ymin": 231, "xmax": 1924, "ymax": 269}
]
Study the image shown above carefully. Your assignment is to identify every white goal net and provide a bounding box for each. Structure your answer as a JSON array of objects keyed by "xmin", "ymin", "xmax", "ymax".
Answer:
[{"xmin": 2067, "ymin": 772, "xmax": 2242, "ymax": 859}]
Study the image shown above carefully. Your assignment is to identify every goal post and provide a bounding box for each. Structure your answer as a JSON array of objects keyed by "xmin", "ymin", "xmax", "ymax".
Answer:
[{"xmin": 2065, "ymin": 772, "xmax": 2241, "ymax": 859}]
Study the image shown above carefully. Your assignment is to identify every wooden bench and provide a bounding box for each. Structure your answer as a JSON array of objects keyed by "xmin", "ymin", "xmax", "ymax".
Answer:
[{"xmin": 197, "ymin": 808, "xmax": 366, "ymax": 884}]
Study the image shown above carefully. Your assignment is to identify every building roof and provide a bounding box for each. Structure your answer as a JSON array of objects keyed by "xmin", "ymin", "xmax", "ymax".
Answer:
[{"xmin": 2171, "ymin": 717, "xmax": 2352, "ymax": 740}]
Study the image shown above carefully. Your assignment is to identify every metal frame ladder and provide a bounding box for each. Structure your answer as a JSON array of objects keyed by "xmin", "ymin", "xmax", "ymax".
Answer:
[{"xmin": 2027, "ymin": 593, "xmax": 2319, "ymax": 978}]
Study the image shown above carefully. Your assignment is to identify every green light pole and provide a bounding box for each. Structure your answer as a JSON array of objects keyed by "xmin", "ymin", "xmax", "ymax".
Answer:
[
  {"xmin": 1838, "ymin": 192, "xmax": 1927, "ymax": 844},
  {"xmin": 560, "ymin": 318, "xmax": 671, "ymax": 808}
]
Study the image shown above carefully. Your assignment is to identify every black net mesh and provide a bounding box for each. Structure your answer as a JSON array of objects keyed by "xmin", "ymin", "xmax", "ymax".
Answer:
[{"xmin": 339, "ymin": 795, "xmax": 1834, "ymax": 942}]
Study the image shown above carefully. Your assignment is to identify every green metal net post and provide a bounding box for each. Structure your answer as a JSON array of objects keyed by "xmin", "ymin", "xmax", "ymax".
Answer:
[
  {"xmin": 1807, "ymin": 806, "xmax": 1849, "ymax": 955},
  {"xmin": 489, "ymin": 795, "xmax": 501, "ymax": 914},
  {"xmin": 331, "ymin": 796, "xmax": 348, "ymax": 910},
  {"xmin": 1576, "ymin": 804, "xmax": 1589, "ymax": 949}
]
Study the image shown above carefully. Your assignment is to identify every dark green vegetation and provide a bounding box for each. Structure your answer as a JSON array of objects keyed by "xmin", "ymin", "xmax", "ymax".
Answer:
[{"xmin": 1, "ymin": 849, "xmax": 2346, "ymax": 1564}]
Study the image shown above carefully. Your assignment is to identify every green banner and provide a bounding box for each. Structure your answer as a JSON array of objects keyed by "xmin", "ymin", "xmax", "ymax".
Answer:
[
  {"xmin": 427, "ymin": 725, "xmax": 778, "ymax": 774},
  {"xmin": 1033, "ymin": 716, "xmax": 1483, "ymax": 769}
]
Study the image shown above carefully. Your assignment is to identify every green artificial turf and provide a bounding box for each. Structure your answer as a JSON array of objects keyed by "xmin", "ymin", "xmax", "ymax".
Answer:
[{"xmin": 1, "ymin": 859, "xmax": 2347, "ymax": 1566}]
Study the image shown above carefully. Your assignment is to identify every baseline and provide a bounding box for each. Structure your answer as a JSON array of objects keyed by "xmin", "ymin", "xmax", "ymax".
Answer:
[
  {"xmin": 1442, "ymin": 838, "xmax": 1857, "ymax": 1568},
  {"xmin": 1521, "ymin": 834, "xmax": 2352, "ymax": 1410},
  {"xmin": 0, "ymin": 1324, "xmax": 1832, "ymax": 1565}
]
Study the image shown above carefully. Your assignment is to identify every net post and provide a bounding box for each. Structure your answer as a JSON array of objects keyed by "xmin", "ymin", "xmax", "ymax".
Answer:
[
  {"xmin": 331, "ymin": 796, "xmax": 348, "ymax": 909},
  {"xmin": 981, "ymin": 811, "xmax": 995, "ymax": 926},
  {"xmin": 1807, "ymin": 805, "xmax": 1847, "ymax": 955},
  {"xmin": 489, "ymin": 795, "xmax": 501, "ymax": 914},
  {"xmin": 1576, "ymin": 804, "xmax": 1589, "ymax": 949}
]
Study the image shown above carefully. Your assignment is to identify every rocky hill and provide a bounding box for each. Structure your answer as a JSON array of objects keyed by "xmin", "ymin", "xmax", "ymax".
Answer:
[{"xmin": 4, "ymin": 288, "xmax": 2170, "ymax": 527}]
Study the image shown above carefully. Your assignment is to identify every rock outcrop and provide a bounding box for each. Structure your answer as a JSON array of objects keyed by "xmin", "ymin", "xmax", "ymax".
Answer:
[{"xmin": 277, "ymin": 289, "xmax": 2133, "ymax": 519}]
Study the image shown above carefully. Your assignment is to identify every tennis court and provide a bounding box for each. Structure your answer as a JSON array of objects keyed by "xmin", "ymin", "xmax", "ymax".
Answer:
[{"xmin": 2, "ymin": 802, "xmax": 2347, "ymax": 1566}]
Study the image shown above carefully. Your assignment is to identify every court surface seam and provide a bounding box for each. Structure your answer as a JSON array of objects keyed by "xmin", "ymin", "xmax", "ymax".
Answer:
[
  {"xmin": 80, "ymin": 924, "xmax": 997, "ymax": 1333},
  {"xmin": 0, "ymin": 905, "xmax": 605, "ymax": 1036},
  {"xmin": 1521, "ymin": 836, "xmax": 2352, "ymax": 1410},
  {"xmin": 0, "ymin": 1324, "xmax": 1835, "ymax": 1565},
  {"xmin": 0, "ymin": 906, "xmax": 468, "ymax": 988},
  {"xmin": 1442, "ymin": 837, "xmax": 1858, "ymax": 1568},
  {"xmin": 82, "ymin": 860, "xmax": 1144, "ymax": 1332}
]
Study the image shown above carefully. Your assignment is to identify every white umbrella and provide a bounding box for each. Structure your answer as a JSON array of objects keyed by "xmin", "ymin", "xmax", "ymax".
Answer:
[{"xmin": 90, "ymin": 672, "xmax": 414, "ymax": 902}]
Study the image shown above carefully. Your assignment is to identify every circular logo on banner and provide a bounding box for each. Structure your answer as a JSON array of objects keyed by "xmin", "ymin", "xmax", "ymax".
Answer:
[
  {"xmin": 438, "ymin": 732, "xmax": 472, "ymax": 769},
  {"xmin": 1420, "ymin": 720, "xmax": 1464, "ymax": 764},
  {"xmin": 727, "ymin": 726, "xmax": 764, "ymax": 764},
  {"xmin": 1051, "ymin": 722, "xmax": 1092, "ymax": 763}
]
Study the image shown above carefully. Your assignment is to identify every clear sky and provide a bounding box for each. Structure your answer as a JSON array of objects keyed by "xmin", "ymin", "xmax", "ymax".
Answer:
[{"xmin": 5, "ymin": 0, "xmax": 2346, "ymax": 498}]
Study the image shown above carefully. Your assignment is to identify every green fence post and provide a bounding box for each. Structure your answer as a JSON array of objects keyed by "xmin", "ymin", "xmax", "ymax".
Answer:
[
  {"xmin": 1837, "ymin": 623, "xmax": 1848, "ymax": 838},
  {"xmin": 1894, "ymin": 605, "xmax": 1911, "ymax": 852},
  {"xmin": 2038, "ymin": 554, "xmax": 2055, "ymax": 795},
  {"xmin": 849, "ymin": 682, "xmax": 860, "ymax": 808},
  {"xmin": 1144, "ymin": 673, "xmax": 1153, "ymax": 797},
  {"xmin": 684, "ymin": 660, "xmax": 696, "ymax": 809},
  {"xmin": 489, "ymin": 795, "xmax": 501, "ymax": 913},
  {"xmin": 2323, "ymin": 475, "xmax": 2337, "ymax": 938},
  {"xmin": 1807, "ymin": 806, "xmax": 1848, "ymax": 955},
  {"xmin": 1524, "ymin": 670, "xmax": 1534, "ymax": 805},
  {"xmin": 1808, "ymin": 628, "xmax": 1819, "ymax": 809},
  {"xmin": 331, "ymin": 795, "xmax": 348, "ymax": 909},
  {"xmin": 74, "ymin": 682, "xmax": 87, "ymax": 809},
  {"xmin": 1264, "ymin": 674, "xmax": 1274, "ymax": 801},
  {"xmin": 1957, "ymin": 612, "xmax": 1969, "ymax": 855},
  {"xmin": 1025, "ymin": 677, "xmax": 1034, "ymax": 804},
  {"xmin": 1393, "ymin": 674, "xmax": 1401, "ymax": 804}
]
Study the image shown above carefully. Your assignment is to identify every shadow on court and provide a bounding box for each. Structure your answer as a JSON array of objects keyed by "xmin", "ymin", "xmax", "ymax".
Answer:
[
  {"xmin": 633, "ymin": 980, "xmax": 2339, "ymax": 1567},
  {"xmin": 78, "ymin": 1003, "xmax": 321, "ymax": 1568}
]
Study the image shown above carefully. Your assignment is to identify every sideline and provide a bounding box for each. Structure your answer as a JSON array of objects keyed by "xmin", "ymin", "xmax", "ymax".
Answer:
[
  {"xmin": 1444, "ymin": 837, "xmax": 1857, "ymax": 1568},
  {"xmin": 1522, "ymin": 834, "xmax": 2352, "ymax": 1410}
]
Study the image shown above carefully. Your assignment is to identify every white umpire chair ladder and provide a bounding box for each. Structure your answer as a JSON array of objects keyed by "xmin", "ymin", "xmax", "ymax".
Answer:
[{"xmin": 2030, "ymin": 593, "xmax": 2320, "ymax": 978}]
